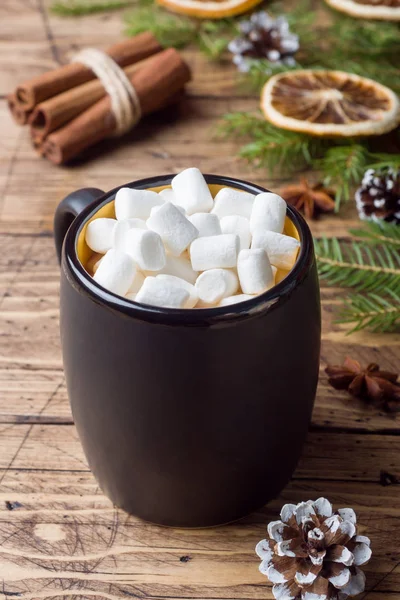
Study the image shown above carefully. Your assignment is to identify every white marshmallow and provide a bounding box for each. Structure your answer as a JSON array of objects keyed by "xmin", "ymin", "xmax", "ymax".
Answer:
[
  {"xmin": 124, "ymin": 229, "xmax": 166, "ymax": 271},
  {"xmin": 171, "ymin": 167, "xmax": 214, "ymax": 215},
  {"xmin": 188, "ymin": 213, "xmax": 221, "ymax": 237},
  {"xmin": 211, "ymin": 187, "xmax": 255, "ymax": 219},
  {"xmin": 190, "ymin": 234, "xmax": 240, "ymax": 271},
  {"xmin": 93, "ymin": 249, "xmax": 136, "ymax": 296},
  {"xmin": 114, "ymin": 187, "xmax": 164, "ymax": 221},
  {"xmin": 159, "ymin": 189, "xmax": 187, "ymax": 214},
  {"xmin": 85, "ymin": 218, "xmax": 116, "ymax": 253},
  {"xmin": 195, "ymin": 269, "xmax": 239, "ymax": 305},
  {"xmin": 220, "ymin": 215, "xmax": 251, "ymax": 251},
  {"xmin": 271, "ymin": 265, "xmax": 277, "ymax": 282},
  {"xmin": 218, "ymin": 294, "xmax": 255, "ymax": 307},
  {"xmin": 147, "ymin": 202, "xmax": 198, "ymax": 257},
  {"xmin": 250, "ymin": 192, "xmax": 287, "ymax": 234},
  {"xmin": 237, "ymin": 248, "xmax": 274, "ymax": 295},
  {"xmin": 159, "ymin": 188, "xmax": 176, "ymax": 202},
  {"xmin": 150, "ymin": 203, "xmax": 186, "ymax": 217},
  {"xmin": 252, "ymin": 230, "xmax": 300, "ymax": 270},
  {"xmin": 113, "ymin": 218, "xmax": 147, "ymax": 251},
  {"xmin": 151, "ymin": 254, "xmax": 198, "ymax": 284},
  {"xmin": 136, "ymin": 277, "xmax": 189, "ymax": 309},
  {"xmin": 127, "ymin": 269, "xmax": 145, "ymax": 294},
  {"xmin": 156, "ymin": 274, "xmax": 198, "ymax": 308}
]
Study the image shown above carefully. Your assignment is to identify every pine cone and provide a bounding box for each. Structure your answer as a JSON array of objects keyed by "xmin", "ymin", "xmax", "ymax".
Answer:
[
  {"xmin": 355, "ymin": 166, "xmax": 400, "ymax": 224},
  {"xmin": 228, "ymin": 12, "xmax": 299, "ymax": 73},
  {"xmin": 256, "ymin": 498, "xmax": 371, "ymax": 600}
]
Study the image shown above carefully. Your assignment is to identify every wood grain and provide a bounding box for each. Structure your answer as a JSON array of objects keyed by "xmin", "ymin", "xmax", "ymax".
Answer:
[
  {"xmin": 0, "ymin": 470, "xmax": 399, "ymax": 600},
  {"xmin": 1, "ymin": 424, "xmax": 399, "ymax": 482},
  {"xmin": 0, "ymin": 1, "xmax": 399, "ymax": 598}
]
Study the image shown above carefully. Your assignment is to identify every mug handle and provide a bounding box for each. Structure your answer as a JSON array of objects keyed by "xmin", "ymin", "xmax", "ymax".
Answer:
[{"xmin": 54, "ymin": 188, "xmax": 104, "ymax": 264}]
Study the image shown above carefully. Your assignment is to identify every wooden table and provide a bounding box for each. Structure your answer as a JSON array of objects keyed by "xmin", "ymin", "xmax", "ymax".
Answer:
[{"xmin": 1, "ymin": 2, "xmax": 399, "ymax": 598}]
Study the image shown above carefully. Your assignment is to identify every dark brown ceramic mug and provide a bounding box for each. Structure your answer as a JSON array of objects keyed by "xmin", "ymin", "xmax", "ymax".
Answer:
[{"xmin": 54, "ymin": 174, "xmax": 321, "ymax": 528}]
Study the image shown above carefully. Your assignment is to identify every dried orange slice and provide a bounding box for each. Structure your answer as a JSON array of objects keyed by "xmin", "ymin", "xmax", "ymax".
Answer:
[
  {"xmin": 324, "ymin": 0, "xmax": 400, "ymax": 20},
  {"xmin": 157, "ymin": 0, "xmax": 263, "ymax": 19},
  {"xmin": 261, "ymin": 70, "xmax": 400, "ymax": 137}
]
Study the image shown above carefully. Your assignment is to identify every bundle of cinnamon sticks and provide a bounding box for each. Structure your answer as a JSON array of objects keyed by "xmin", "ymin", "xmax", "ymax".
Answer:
[{"xmin": 8, "ymin": 33, "xmax": 191, "ymax": 165}]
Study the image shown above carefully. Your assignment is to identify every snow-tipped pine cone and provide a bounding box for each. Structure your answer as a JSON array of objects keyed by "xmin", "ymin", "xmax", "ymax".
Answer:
[
  {"xmin": 355, "ymin": 167, "xmax": 400, "ymax": 224},
  {"xmin": 256, "ymin": 498, "xmax": 371, "ymax": 600}
]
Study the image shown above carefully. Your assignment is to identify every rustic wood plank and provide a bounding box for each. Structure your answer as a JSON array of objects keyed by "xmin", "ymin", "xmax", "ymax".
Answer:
[
  {"xmin": 0, "ymin": 424, "xmax": 398, "ymax": 483},
  {"xmin": 0, "ymin": 0, "xmax": 57, "ymax": 96},
  {"xmin": 0, "ymin": 470, "xmax": 399, "ymax": 599}
]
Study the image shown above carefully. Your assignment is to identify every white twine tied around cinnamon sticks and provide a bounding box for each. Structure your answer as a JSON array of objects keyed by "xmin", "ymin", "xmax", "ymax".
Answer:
[{"xmin": 73, "ymin": 48, "xmax": 142, "ymax": 136}]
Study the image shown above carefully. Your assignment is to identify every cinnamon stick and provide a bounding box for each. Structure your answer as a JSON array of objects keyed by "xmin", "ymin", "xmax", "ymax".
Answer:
[
  {"xmin": 29, "ymin": 58, "xmax": 154, "ymax": 142},
  {"xmin": 14, "ymin": 33, "xmax": 162, "ymax": 111},
  {"xmin": 8, "ymin": 94, "xmax": 31, "ymax": 125},
  {"xmin": 42, "ymin": 49, "xmax": 191, "ymax": 166}
]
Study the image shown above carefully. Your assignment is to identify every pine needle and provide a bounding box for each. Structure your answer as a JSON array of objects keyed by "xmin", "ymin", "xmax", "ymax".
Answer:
[
  {"xmin": 315, "ymin": 238, "xmax": 400, "ymax": 294},
  {"xmin": 124, "ymin": 5, "xmax": 196, "ymax": 48},
  {"xmin": 198, "ymin": 19, "xmax": 239, "ymax": 59},
  {"xmin": 218, "ymin": 112, "xmax": 328, "ymax": 174},
  {"xmin": 330, "ymin": 14, "xmax": 400, "ymax": 58},
  {"xmin": 339, "ymin": 290, "xmax": 400, "ymax": 333},
  {"xmin": 351, "ymin": 221, "xmax": 400, "ymax": 248},
  {"xmin": 51, "ymin": 0, "xmax": 132, "ymax": 15},
  {"xmin": 125, "ymin": 5, "xmax": 237, "ymax": 56},
  {"xmin": 315, "ymin": 224, "xmax": 400, "ymax": 334},
  {"xmin": 368, "ymin": 153, "xmax": 400, "ymax": 172},
  {"xmin": 316, "ymin": 145, "xmax": 372, "ymax": 211},
  {"xmin": 244, "ymin": 60, "xmax": 299, "ymax": 92}
]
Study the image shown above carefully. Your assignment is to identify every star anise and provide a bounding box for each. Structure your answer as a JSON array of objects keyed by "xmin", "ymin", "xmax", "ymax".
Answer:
[
  {"xmin": 280, "ymin": 178, "xmax": 336, "ymax": 219},
  {"xmin": 325, "ymin": 356, "xmax": 400, "ymax": 412}
]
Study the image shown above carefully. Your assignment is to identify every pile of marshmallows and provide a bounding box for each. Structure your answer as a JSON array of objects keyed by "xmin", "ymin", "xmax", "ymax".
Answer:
[{"xmin": 85, "ymin": 168, "xmax": 300, "ymax": 309}]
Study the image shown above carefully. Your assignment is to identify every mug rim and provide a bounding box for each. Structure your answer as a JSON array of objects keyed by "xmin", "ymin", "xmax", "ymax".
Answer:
[{"xmin": 63, "ymin": 173, "xmax": 314, "ymax": 325}]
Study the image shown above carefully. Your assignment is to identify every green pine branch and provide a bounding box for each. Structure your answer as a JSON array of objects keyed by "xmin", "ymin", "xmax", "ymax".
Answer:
[
  {"xmin": 197, "ymin": 19, "xmax": 239, "ymax": 59},
  {"xmin": 314, "ymin": 237, "xmax": 400, "ymax": 294},
  {"xmin": 339, "ymin": 290, "xmax": 400, "ymax": 334},
  {"xmin": 218, "ymin": 112, "xmax": 328, "ymax": 174},
  {"xmin": 318, "ymin": 150, "xmax": 400, "ymax": 210},
  {"xmin": 368, "ymin": 154, "xmax": 400, "ymax": 172},
  {"xmin": 316, "ymin": 145, "xmax": 372, "ymax": 210},
  {"xmin": 328, "ymin": 14, "xmax": 400, "ymax": 66},
  {"xmin": 124, "ymin": 5, "xmax": 196, "ymax": 49},
  {"xmin": 351, "ymin": 221, "xmax": 400, "ymax": 248},
  {"xmin": 315, "ymin": 222, "xmax": 400, "ymax": 334},
  {"xmin": 244, "ymin": 60, "xmax": 299, "ymax": 92}
]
